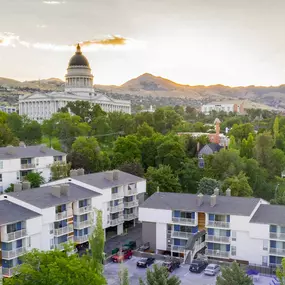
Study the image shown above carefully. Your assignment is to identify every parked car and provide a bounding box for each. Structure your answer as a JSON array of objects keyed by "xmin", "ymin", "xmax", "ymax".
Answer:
[
  {"xmin": 124, "ymin": 241, "xmax": 137, "ymax": 250},
  {"xmin": 189, "ymin": 259, "xmax": 208, "ymax": 273},
  {"xmin": 111, "ymin": 249, "xmax": 132, "ymax": 263},
  {"xmin": 204, "ymin": 264, "xmax": 220, "ymax": 276},
  {"xmin": 162, "ymin": 260, "xmax": 180, "ymax": 272},
  {"xmin": 137, "ymin": 257, "xmax": 155, "ymax": 268}
]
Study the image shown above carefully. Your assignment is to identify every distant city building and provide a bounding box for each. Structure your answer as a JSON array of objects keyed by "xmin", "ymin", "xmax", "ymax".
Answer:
[
  {"xmin": 0, "ymin": 105, "xmax": 17, "ymax": 114},
  {"xmin": 139, "ymin": 105, "xmax": 155, "ymax": 113},
  {"xmin": 201, "ymin": 101, "xmax": 245, "ymax": 115},
  {"xmin": 19, "ymin": 44, "xmax": 131, "ymax": 122}
]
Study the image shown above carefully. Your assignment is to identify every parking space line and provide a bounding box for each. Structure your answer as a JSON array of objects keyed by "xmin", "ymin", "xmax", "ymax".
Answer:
[{"xmin": 183, "ymin": 272, "xmax": 189, "ymax": 277}]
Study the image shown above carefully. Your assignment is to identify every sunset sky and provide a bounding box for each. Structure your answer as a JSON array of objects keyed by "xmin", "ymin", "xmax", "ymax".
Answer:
[{"xmin": 1, "ymin": 0, "xmax": 285, "ymax": 86}]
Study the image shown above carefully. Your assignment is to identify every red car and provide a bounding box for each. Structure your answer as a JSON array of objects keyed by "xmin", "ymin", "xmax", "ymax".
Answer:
[{"xmin": 111, "ymin": 249, "xmax": 132, "ymax": 263}]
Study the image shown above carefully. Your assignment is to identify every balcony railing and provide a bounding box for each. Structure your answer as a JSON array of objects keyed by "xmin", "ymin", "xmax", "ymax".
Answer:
[
  {"xmin": 2, "ymin": 229, "xmax": 27, "ymax": 242},
  {"xmin": 171, "ymin": 231, "xmax": 192, "ymax": 239},
  {"xmin": 207, "ymin": 221, "xmax": 230, "ymax": 229},
  {"xmin": 2, "ymin": 267, "xmax": 16, "ymax": 277},
  {"xmin": 125, "ymin": 188, "xmax": 137, "ymax": 196},
  {"xmin": 2, "ymin": 247, "xmax": 26, "ymax": 259},
  {"xmin": 55, "ymin": 237, "xmax": 74, "ymax": 251},
  {"xmin": 54, "ymin": 224, "xmax": 74, "ymax": 236},
  {"xmin": 270, "ymin": 232, "xmax": 285, "ymax": 241},
  {"xmin": 110, "ymin": 216, "xmax": 124, "ymax": 226},
  {"xmin": 21, "ymin": 163, "xmax": 35, "ymax": 169},
  {"xmin": 73, "ymin": 205, "xmax": 93, "ymax": 215},
  {"xmin": 111, "ymin": 192, "xmax": 124, "ymax": 200},
  {"xmin": 205, "ymin": 249, "xmax": 230, "ymax": 258},
  {"xmin": 171, "ymin": 245, "xmax": 186, "ymax": 253},
  {"xmin": 110, "ymin": 204, "xmax": 124, "ymax": 213},
  {"xmin": 124, "ymin": 213, "xmax": 137, "ymax": 221},
  {"xmin": 206, "ymin": 235, "xmax": 230, "ymax": 243},
  {"xmin": 55, "ymin": 210, "xmax": 73, "ymax": 221},
  {"xmin": 269, "ymin": 248, "xmax": 285, "ymax": 256},
  {"xmin": 172, "ymin": 217, "xmax": 196, "ymax": 226},
  {"xmin": 74, "ymin": 235, "xmax": 89, "ymax": 244},
  {"xmin": 124, "ymin": 201, "xmax": 139, "ymax": 208},
  {"xmin": 74, "ymin": 220, "xmax": 92, "ymax": 229}
]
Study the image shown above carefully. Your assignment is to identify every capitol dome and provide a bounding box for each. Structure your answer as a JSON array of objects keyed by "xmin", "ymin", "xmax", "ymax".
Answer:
[{"xmin": 68, "ymin": 44, "xmax": 90, "ymax": 67}]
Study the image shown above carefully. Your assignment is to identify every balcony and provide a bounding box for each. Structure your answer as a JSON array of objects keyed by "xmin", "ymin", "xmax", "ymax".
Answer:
[
  {"xmin": 205, "ymin": 249, "xmax": 230, "ymax": 258},
  {"xmin": 172, "ymin": 217, "xmax": 196, "ymax": 226},
  {"xmin": 73, "ymin": 205, "xmax": 93, "ymax": 215},
  {"xmin": 2, "ymin": 229, "xmax": 27, "ymax": 242},
  {"xmin": 207, "ymin": 221, "xmax": 230, "ymax": 229},
  {"xmin": 171, "ymin": 231, "xmax": 192, "ymax": 239},
  {"xmin": 55, "ymin": 237, "xmax": 74, "ymax": 251},
  {"xmin": 2, "ymin": 267, "xmax": 16, "ymax": 277},
  {"xmin": 125, "ymin": 188, "xmax": 137, "ymax": 196},
  {"xmin": 111, "ymin": 192, "xmax": 124, "ymax": 200},
  {"xmin": 124, "ymin": 213, "xmax": 137, "ymax": 221},
  {"xmin": 55, "ymin": 210, "xmax": 73, "ymax": 221},
  {"xmin": 74, "ymin": 235, "xmax": 89, "ymax": 244},
  {"xmin": 54, "ymin": 224, "xmax": 74, "ymax": 236},
  {"xmin": 206, "ymin": 235, "xmax": 230, "ymax": 243},
  {"xmin": 124, "ymin": 201, "xmax": 139, "ymax": 208},
  {"xmin": 2, "ymin": 247, "xmax": 27, "ymax": 259},
  {"xmin": 110, "ymin": 204, "xmax": 124, "ymax": 213},
  {"xmin": 20, "ymin": 163, "xmax": 35, "ymax": 169},
  {"xmin": 270, "ymin": 232, "xmax": 285, "ymax": 241},
  {"xmin": 110, "ymin": 216, "xmax": 124, "ymax": 226},
  {"xmin": 74, "ymin": 220, "xmax": 92, "ymax": 229},
  {"xmin": 171, "ymin": 245, "xmax": 186, "ymax": 253},
  {"xmin": 269, "ymin": 248, "xmax": 285, "ymax": 256}
]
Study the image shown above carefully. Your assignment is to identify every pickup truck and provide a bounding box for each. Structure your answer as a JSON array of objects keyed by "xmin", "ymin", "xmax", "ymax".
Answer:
[{"xmin": 111, "ymin": 249, "xmax": 133, "ymax": 263}]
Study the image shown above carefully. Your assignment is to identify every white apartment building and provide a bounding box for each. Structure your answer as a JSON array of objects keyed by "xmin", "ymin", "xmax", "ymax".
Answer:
[
  {"xmin": 0, "ymin": 144, "xmax": 66, "ymax": 191},
  {"xmin": 139, "ymin": 189, "xmax": 285, "ymax": 267},
  {"xmin": 0, "ymin": 170, "xmax": 146, "ymax": 277},
  {"xmin": 201, "ymin": 101, "xmax": 245, "ymax": 115},
  {"xmin": 19, "ymin": 44, "xmax": 131, "ymax": 122},
  {"xmin": 0, "ymin": 105, "xmax": 17, "ymax": 114}
]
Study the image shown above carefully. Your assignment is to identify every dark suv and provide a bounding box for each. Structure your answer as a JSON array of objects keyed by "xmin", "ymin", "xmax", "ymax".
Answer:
[
  {"xmin": 189, "ymin": 259, "xmax": 208, "ymax": 273},
  {"xmin": 162, "ymin": 260, "xmax": 180, "ymax": 272}
]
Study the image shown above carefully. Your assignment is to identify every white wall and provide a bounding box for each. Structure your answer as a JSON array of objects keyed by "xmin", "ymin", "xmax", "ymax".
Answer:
[
  {"xmin": 139, "ymin": 208, "xmax": 172, "ymax": 224},
  {"xmin": 156, "ymin": 223, "xmax": 167, "ymax": 250},
  {"xmin": 137, "ymin": 180, "xmax": 146, "ymax": 194}
]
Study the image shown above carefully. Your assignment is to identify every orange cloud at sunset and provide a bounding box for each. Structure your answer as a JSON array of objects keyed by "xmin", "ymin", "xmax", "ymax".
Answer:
[{"xmin": 78, "ymin": 36, "xmax": 127, "ymax": 47}]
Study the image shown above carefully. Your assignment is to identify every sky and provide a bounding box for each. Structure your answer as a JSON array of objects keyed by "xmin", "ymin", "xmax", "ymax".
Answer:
[{"xmin": 1, "ymin": 0, "xmax": 285, "ymax": 86}]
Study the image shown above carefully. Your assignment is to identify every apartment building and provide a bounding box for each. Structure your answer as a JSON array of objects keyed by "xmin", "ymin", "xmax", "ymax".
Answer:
[
  {"xmin": 0, "ymin": 170, "xmax": 146, "ymax": 277},
  {"xmin": 138, "ymin": 189, "xmax": 285, "ymax": 267},
  {"xmin": 0, "ymin": 144, "xmax": 66, "ymax": 191}
]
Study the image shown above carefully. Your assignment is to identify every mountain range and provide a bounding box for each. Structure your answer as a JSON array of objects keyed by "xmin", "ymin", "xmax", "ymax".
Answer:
[{"xmin": 1, "ymin": 73, "xmax": 285, "ymax": 108}]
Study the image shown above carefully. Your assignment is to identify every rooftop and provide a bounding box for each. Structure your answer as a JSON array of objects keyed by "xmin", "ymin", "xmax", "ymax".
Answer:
[
  {"xmin": 8, "ymin": 183, "xmax": 101, "ymax": 209},
  {"xmin": 0, "ymin": 145, "xmax": 66, "ymax": 160},
  {"xmin": 73, "ymin": 170, "xmax": 145, "ymax": 189},
  {"xmin": 250, "ymin": 204, "xmax": 285, "ymax": 226},
  {"xmin": 140, "ymin": 192, "xmax": 263, "ymax": 216},
  {"xmin": 0, "ymin": 200, "xmax": 41, "ymax": 225}
]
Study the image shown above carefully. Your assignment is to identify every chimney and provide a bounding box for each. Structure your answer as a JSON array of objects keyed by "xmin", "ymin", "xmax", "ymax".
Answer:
[
  {"xmin": 197, "ymin": 193, "xmax": 204, "ymax": 206},
  {"xmin": 214, "ymin": 187, "xmax": 219, "ymax": 196},
  {"xmin": 14, "ymin": 183, "xmax": 23, "ymax": 192},
  {"xmin": 113, "ymin": 170, "xmax": 120, "ymax": 180},
  {"xmin": 226, "ymin": 188, "xmax": 231, "ymax": 197},
  {"xmin": 70, "ymin": 169, "xmax": 78, "ymax": 178},
  {"xmin": 51, "ymin": 186, "xmax": 61, "ymax": 198},
  {"xmin": 210, "ymin": 194, "xmax": 217, "ymax": 207},
  {"xmin": 22, "ymin": 181, "xmax": 31, "ymax": 190},
  {"xmin": 105, "ymin": 171, "xmax": 114, "ymax": 181},
  {"xmin": 19, "ymin": 142, "xmax": 26, "ymax": 148},
  {"xmin": 77, "ymin": 168, "xmax": 85, "ymax": 176},
  {"xmin": 6, "ymin": 145, "xmax": 14, "ymax": 155},
  {"xmin": 40, "ymin": 144, "xmax": 47, "ymax": 153},
  {"xmin": 60, "ymin": 184, "xmax": 70, "ymax": 196}
]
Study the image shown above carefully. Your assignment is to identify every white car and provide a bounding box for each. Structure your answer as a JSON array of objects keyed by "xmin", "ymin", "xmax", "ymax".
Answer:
[{"xmin": 204, "ymin": 264, "xmax": 220, "ymax": 276}]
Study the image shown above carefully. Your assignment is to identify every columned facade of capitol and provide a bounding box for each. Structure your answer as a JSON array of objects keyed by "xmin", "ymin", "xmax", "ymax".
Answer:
[{"xmin": 19, "ymin": 44, "xmax": 131, "ymax": 122}]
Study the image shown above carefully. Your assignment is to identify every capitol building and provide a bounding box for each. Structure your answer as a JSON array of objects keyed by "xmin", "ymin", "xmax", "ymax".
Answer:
[{"xmin": 19, "ymin": 44, "xmax": 131, "ymax": 122}]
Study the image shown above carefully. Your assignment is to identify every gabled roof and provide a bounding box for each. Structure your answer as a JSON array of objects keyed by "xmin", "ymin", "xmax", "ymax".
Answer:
[
  {"xmin": 8, "ymin": 183, "xmax": 101, "ymax": 209},
  {"xmin": 73, "ymin": 170, "xmax": 145, "ymax": 189},
  {"xmin": 250, "ymin": 204, "xmax": 285, "ymax": 226},
  {"xmin": 0, "ymin": 145, "xmax": 66, "ymax": 160},
  {"xmin": 0, "ymin": 200, "xmax": 41, "ymax": 225},
  {"xmin": 140, "ymin": 192, "xmax": 262, "ymax": 216},
  {"xmin": 199, "ymin": 143, "xmax": 223, "ymax": 155}
]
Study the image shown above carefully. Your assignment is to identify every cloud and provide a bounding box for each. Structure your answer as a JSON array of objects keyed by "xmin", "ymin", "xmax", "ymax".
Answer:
[
  {"xmin": 43, "ymin": 1, "xmax": 66, "ymax": 4},
  {"xmin": 36, "ymin": 24, "xmax": 47, "ymax": 29},
  {"xmin": 80, "ymin": 36, "xmax": 127, "ymax": 47}
]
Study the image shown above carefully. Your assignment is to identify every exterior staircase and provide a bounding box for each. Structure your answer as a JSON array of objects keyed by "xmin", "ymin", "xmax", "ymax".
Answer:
[{"xmin": 184, "ymin": 230, "xmax": 206, "ymax": 264}]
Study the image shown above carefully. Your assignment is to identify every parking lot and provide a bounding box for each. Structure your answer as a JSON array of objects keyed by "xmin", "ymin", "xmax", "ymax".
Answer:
[{"xmin": 104, "ymin": 256, "xmax": 276, "ymax": 285}]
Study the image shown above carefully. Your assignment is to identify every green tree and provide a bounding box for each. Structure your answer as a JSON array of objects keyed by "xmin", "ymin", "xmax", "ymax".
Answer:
[
  {"xmin": 24, "ymin": 172, "xmax": 45, "ymax": 188},
  {"xmin": 119, "ymin": 267, "xmax": 129, "ymax": 285},
  {"xmin": 118, "ymin": 161, "xmax": 144, "ymax": 177},
  {"xmin": 139, "ymin": 264, "xmax": 181, "ymax": 285},
  {"xmin": 145, "ymin": 165, "xmax": 181, "ymax": 195},
  {"xmin": 0, "ymin": 123, "xmax": 19, "ymax": 146},
  {"xmin": 229, "ymin": 135, "xmax": 238, "ymax": 149},
  {"xmin": 277, "ymin": 257, "xmax": 285, "ymax": 285},
  {"xmin": 91, "ymin": 116, "xmax": 112, "ymax": 143},
  {"xmin": 51, "ymin": 162, "xmax": 71, "ymax": 181},
  {"xmin": 222, "ymin": 172, "xmax": 253, "ymax": 197},
  {"xmin": 268, "ymin": 149, "xmax": 285, "ymax": 178},
  {"xmin": 273, "ymin": 116, "xmax": 279, "ymax": 144},
  {"xmin": 229, "ymin": 123, "xmax": 254, "ymax": 142},
  {"xmin": 197, "ymin": 177, "xmax": 220, "ymax": 195},
  {"xmin": 6, "ymin": 112, "xmax": 23, "ymax": 138},
  {"xmin": 216, "ymin": 261, "xmax": 253, "ymax": 285},
  {"xmin": 69, "ymin": 137, "xmax": 110, "ymax": 173},
  {"xmin": 254, "ymin": 132, "xmax": 274, "ymax": 168},
  {"xmin": 136, "ymin": 122, "xmax": 155, "ymax": 138},
  {"xmin": 109, "ymin": 112, "xmax": 135, "ymax": 135},
  {"xmin": 20, "ymin": 119, "xmax": 42, "ymax": 145}
]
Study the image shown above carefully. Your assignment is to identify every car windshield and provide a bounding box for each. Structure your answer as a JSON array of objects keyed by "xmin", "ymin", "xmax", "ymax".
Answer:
[
  {"xmin": 140, "ymin": 258, "xmax": 147, "ymax": 262},
  {"xmin": 207, "ymin": 265, "xmax": 215, "ymax": 270},
  {"xmin": 163, "ymin": 262, "xmax": 171, "ymax": 266}
]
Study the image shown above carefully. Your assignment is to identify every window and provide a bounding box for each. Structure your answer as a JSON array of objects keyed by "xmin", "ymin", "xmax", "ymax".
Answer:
[
  {"xmin": 0, "ymin": 174, "xmax": 2, "ymax": 182},
  {"xmin": 17, "ymin": 171, "xmax": 20, "ymax": 180},
  {"xmin": 263, "ymin": 240, "xmax": 268, "ymax": 251},
  {"xmin": 0, "ymin": 186, "xmax": 3, "ymax": 193},
  {"xmin": 232, "ymin": 231, "xmax": 236, "ymax": 241},
  {"xmin": 231, "ymin": 246, "xmax": 236, "ymax": 256},
  {"xmin": 262, "ymin": 256, "xmax": 268, "ymax": 266},
  {"xmin": 36, "ymin": 158, "xmax": 39, "ymax": 166},
  {"xmin": 49, "ymin": 223, "xmax": 54, "ymax": 234},
  {"xmin": 0, "ymin": 161, "xmax": 3, "ymax": 169}
]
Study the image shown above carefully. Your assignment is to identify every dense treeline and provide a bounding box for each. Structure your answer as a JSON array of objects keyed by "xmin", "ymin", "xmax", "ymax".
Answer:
[{"xmin": 0, "ymin": 101, "xmax": 284, "ymax": 204}]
